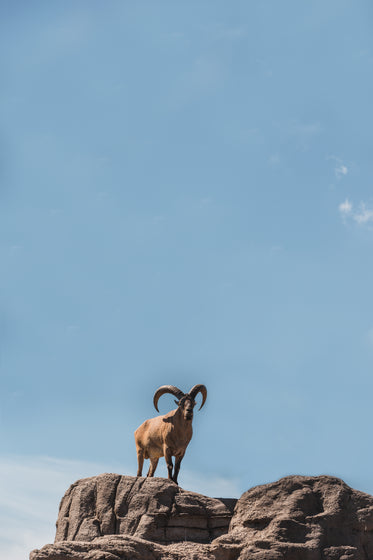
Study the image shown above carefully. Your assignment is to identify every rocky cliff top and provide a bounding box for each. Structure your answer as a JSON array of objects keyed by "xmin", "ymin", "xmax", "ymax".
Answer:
[
  {"xmin": 55, "ymin": 473, "xmax": 235, "ymax": 544},
  {"xmin": 30, "ymin": 473, "xmax": 373, "ymax": 560}
]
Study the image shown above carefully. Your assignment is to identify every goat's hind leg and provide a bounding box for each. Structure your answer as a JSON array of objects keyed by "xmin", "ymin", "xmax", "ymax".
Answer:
[
  {"xmin": 147, "ymin": 456, "xmax": 159, "ymax": 477},
  {"xmin": 173, "ymin": 451, "xmax": 185, "ymax": 484}
]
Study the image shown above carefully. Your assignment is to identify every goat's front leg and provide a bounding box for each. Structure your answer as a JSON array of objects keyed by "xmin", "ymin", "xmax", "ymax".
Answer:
[
  {"xmin": 173, "ymin": 451, "xmax": 185, "ymax": 484},
  {"xmin": 164, "ymin": 446, "xmax": 173, "ymax": 480},
  {"xmin": 136, "ymin": 447, "xmax": 144, "ymax": 477}
]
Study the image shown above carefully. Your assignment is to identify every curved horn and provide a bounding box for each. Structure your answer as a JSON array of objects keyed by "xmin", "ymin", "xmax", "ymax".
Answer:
[
  {"xmin": 188, "ymin": 384, "xmax": 207, "ymax": 410},
  {"xmin": 153, "ymin": 385, "xmax": 185, "ymax": 412}
]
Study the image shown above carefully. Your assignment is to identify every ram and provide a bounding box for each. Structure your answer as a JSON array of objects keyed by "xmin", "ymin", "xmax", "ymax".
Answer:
[{"xmin": 134, "ymin": 384, "xmax": 207, "ymax": 484}]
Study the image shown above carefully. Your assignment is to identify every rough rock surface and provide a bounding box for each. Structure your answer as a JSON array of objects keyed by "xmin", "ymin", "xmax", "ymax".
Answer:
[
  {"xmin": 30, "ymin": 474, "xmax": 373, "ymax": 560},
  {"xmin": 53, "ymin": 473, "xmax": 235, "ymax": 544}
]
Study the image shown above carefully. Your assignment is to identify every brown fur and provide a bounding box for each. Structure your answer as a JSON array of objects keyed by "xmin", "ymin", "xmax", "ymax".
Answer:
[{"xmin": 134, "ymin": 396, "xmax": 195, "ymax": 484}]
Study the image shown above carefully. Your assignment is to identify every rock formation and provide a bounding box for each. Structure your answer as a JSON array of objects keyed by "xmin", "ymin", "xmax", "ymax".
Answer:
[
  {"xmin": 54, "ymin": 473, "xmax": 235, "ymax": 544},
  {"xmin": 30, "ymin": 474, "xmax": 373, "ymax": 560}
]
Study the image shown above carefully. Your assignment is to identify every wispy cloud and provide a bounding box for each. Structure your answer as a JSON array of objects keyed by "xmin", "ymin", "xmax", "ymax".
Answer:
[
  {"xmin": 335, "ymin": 164, "xmax": 348, "ymax": 179},
  {"xmin": 339, "ymin": 198, "xmax": 352, "ymax": 216},
  {"xmin": 212, "ymin": 24, "xmax": 246, "ymax": 40},
  {"xmin": 327, "ymin": 156, "xmax": 349, "ymax": 180},
  {"xmin": 339, "ymin": 199, "xmax": 373, "ymax": 226},
  {"xmin": 180, "ymin": 470, "xmax": 240, "ymax": 497},
  {"xmin": 366, "ymin": 328, "xmax": 373, "ymax": 347},
  {"xmin": 199, "ymin": 23, "xmax": 246, "ymax": 41},
  {"xmin": 287, "ymin": 121, "xmax": 322, "ymax": 150},
  {"xmin": 0, "ymin": 455, "xmax": 124, "ymax": 560},
  {"xmin": 170, "ymin": 55, "xmax": 224, "ymax": 107},
  {"xmin": 353, "ymin": 203, "xmax": 373, "ymax": 224},
  {"xmin": 168, "ymin": 31, "xmax": 185, "ymax": 40},
  {"xmin": 0, "ymin": 455, "xmax": 240, "ymax": 560},
  {"xmin": 292, "ymin": 122, "xmax": 322, "ymax": 136},
  {"xmin": 268, "ymin": 154, "xmax": 281, "ymax": 165},
  {"xmin": 151, "ymin": 215, "xmax": 165, "ymax": 225}
]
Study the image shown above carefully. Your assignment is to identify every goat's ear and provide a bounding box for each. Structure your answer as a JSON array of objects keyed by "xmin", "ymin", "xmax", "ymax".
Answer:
[{"xmin": 174, "ymin": 399, "xmax": 179, "ymax": 405}]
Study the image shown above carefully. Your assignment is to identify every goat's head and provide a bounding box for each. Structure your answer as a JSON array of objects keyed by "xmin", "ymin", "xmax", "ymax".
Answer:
[
  {"xmin": 176, "ymin": 395, "xmax": 196, "ymax": 421},
  {"xmin": 153, "ymin": 384, "xmax": 207, "ymax": 421}
]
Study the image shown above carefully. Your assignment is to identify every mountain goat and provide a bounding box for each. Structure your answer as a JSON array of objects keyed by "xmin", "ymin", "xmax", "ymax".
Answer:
[{"xmin": 134, "ymin": 384, "xmax": 207, "ymax": 484}]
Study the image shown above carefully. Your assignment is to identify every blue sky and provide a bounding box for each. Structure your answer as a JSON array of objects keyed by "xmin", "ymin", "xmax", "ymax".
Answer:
[{"xmin": 1, "ymin": 1, "xmax": 373, "ymax": 558}]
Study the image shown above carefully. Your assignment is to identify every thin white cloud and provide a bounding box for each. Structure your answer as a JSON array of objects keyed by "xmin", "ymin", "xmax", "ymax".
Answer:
[
  {"xmin": 96, "ymin": 191, "xmax": 109, "ymax": 201},
  {"xmin": 199, "ymin": 23, "xmax": 246, "ymax": 41},
  {"xmin": 335, "ymin": 164, "xmax": 348, "ymax": 179},
  {"xmin": 170, "ymin": 54, "xmax": 224, "ymax": 107},
  {"xmin": 168, "ymin": 31, "xmax": 185, "ymax": 40},
  {"xmin": 292, "ymin": 122, "xmax": 321, "ymax": 136},
  {"xmin": 270, "ymin": 245, "xmax": 284, "ymax": 254},
  {"xmin": 198, "ymin": 197, "xmax": 213, "ymax": 208},
  {"xmin": 0, "ymin": 525, "xmax": 48, "ymax": 560},
  {"xmin": 268, "ymin": 154, "xmax": 280, "ymax": 165},
  {"xmin": 287, "ymin": 121, "xmax": 322, "ymax": 150},
  {"xmin": 0, "ymin": 455, "xmax": 240, "ymax": 560},
  {"xmin": 152, "ymin": 215, "xmax": 165, "ymax": 225},
  {"xmin": 327, "ymin": 155, "xmax": 349, "ymax": 180},
  {"xmin": 0, "ymin": 455, "xmax": 124, "ymax": 560},
  {"xmin": 339, "ymin": 199, "xmax": 352, "ymax": 216},
  {"xmin": 366, "ymin": 328, "xmax": 373, "ymax": 347},
  {"xmin": 9, "ymin": 245, "xmax": 23, "ymax": 256},
  {"xmin": 339, "ymin": 199, "xmax": 373, "ymax": 226},
  {"xmin": 214, "ymin": 25, "xmax": 246, "ymax": 40},
  {"xmin": 353, "ymin": 203, "xmax": 373, "ymax": 224},
  {"xmin": 180, "ymin": 470, "xmax": 240, "ymax": 497}
]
